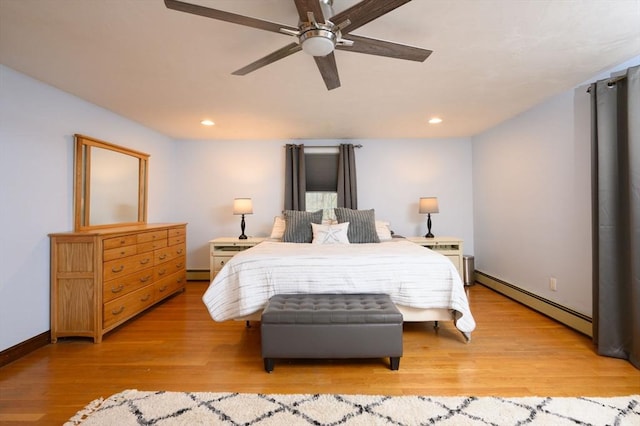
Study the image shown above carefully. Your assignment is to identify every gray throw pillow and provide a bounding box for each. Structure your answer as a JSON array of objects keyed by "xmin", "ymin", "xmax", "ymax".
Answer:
[
  {"xmin": 334, "ymin": 208, "xmax": 380, "ymax": 243},
  {"xmin": 283, "ymin": 210, "xmax": 324, "ymax": 243}
]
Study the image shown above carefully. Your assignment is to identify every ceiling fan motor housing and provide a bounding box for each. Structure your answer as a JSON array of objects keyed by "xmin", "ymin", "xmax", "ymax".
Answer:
[{"xmin": 299, "ymin": 23, "xmax": 337, "ymax": 57}]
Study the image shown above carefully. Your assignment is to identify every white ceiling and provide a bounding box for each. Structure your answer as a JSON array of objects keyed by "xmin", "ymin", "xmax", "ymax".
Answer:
[{"xmin": 1, "ymin": 0, "xmax": 639, "ymax": 140}]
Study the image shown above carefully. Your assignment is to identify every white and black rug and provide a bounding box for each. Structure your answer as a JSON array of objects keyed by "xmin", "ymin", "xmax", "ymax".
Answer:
[{"xmin": 66, "ymin": 390, "xmax": 639, "ymax": 426}]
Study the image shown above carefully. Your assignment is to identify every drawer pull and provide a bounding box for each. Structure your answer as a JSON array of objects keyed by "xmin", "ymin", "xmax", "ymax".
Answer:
[
  {"xmin": 177, "ymin": 277, "xmax": 184, "ymax": 283},
  {"xmin": 177, "ymin": 249, "xmax": 184, "ymax": 255},
  {"xmin": 120, "ymin": 251, "xmax": 126, "ymax": 255},
  {"xmin": 157, "ymin": 269, "xmax": 166, "ymax": 276},
  {"xmin": 119, "ymin": 239, "xmax": 126, "ymax": 245},
  {"xmin": 176, "ymin": 262, "xmax": 184, "ymax": 269},
  {"xmin": 140, "ymin": 275, "xmax": 151, "ymax": 283},
  {"xmin": 111, "ymin": 284, "xmax": 125, "ymax": 294},
  {"xmin": 219, "ymin": 260, "xmax": 226, "ymax": 266},
  {"xmin": 141, "ymin": 294, "xmax": 151, "ymax": 302},
  {"xmin": 112, "ymin": 306, "xmax": 125, "ymax": 315},
  {"xmin": 112, "ymin": 265, "xmax": 124, "ymax": 273},
  {"xmin": 159, "ymin": 254, "xmax": 167, "ymax": 260},
  {"xmin": 140, "ymin": 258, "xmax": 151, "ymax": 265},
  {"xmin": 159, "ymin": 285, "xmax": 168, "ymax": 292}
]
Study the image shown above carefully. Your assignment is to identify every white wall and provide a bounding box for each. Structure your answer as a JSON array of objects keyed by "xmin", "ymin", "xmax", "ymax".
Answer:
[
  {"xmin": 472, "ymin": 56, "xmax": 640, "ymax": 317},
  {"xmin": 174, "ymin": 138, "xmax": 474, "ymax": 269},
  {"xmin": 0, "ymin": 66, "xmax": 178, "ymax": 352}
]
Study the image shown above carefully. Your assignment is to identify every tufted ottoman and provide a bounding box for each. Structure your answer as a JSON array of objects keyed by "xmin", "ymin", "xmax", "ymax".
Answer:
[{"xmin": 261, "ymin": 294, "xmax": 403, "ymax": 372}]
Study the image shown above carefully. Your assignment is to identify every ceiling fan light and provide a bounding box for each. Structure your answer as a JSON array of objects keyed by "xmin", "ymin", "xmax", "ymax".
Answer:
[{"xmin": 300, "ymin": 29, "xmax": 336, "ymax": 56}]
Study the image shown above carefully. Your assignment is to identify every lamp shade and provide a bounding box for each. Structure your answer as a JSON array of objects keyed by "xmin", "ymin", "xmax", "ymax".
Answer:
[
  {"xmin": 233, "ymin": 198, "xmax": 253, "ymax": 215},
  {"xmin": 419, "ymin": 197, "xmax": 439, "ymax": 214}
]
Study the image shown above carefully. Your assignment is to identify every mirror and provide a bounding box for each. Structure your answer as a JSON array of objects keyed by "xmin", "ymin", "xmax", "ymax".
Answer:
[{"xmin": 74, "ymin": 134, "xmax": 149, "ymax": 231}]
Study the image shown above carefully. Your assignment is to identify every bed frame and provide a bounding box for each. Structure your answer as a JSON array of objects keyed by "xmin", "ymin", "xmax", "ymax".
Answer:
[{"xmin": 238, "ymin": 305, "xmax": 470, "ymax": 342}]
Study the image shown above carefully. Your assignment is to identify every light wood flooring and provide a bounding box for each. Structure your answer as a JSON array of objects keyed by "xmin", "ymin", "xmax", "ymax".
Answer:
[{"xmin": 1, "ymin": 282, "xmax": 638, "ymax": 424}]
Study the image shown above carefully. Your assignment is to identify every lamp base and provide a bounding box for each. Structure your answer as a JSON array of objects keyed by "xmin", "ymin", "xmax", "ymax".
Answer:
[
  {"xmin": 239, "ymin": 214, "xmax": 248, "ymax": 239},
  {"xmin": 425, "ymin": 213, "xmax": 435, "ymax": 238}
]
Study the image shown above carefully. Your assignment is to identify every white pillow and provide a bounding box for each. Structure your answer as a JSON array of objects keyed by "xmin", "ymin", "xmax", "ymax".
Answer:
[
  {"xmin": 376, "ymin": 220, "xmax": 393, "ymax": 241},
  {"xmin": 311, "ymin": 222, "xmax": 350, "ymax": 245},
  {"xmin": 269, "ymin": 216, "xmax": 286, "ymax": 239}
]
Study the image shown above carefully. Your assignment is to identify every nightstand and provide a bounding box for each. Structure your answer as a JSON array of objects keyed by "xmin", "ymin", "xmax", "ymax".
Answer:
[
  {"xmin": 407, "ymin": 236, "xmax": 464, "ymax": 278},
  {"xmin": 209, "ymin": 237, "xmax": 266, "ymax": 280}
]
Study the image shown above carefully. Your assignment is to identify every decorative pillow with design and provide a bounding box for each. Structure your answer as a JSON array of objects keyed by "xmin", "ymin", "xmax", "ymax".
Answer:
[
  {"xmin": 311, "ymin": 222, "xmax": 350, "ymax": 245},
  {"xmin": 334, "ymin": 207, "xmax": 380, "ymax": 243},
  {"xmin": 283, "ymin": 210, "xmax": 323, "ymax": 243},
  {"xmin": 376, "ymin": 220, "xmax": 393, "ymax": 241}
]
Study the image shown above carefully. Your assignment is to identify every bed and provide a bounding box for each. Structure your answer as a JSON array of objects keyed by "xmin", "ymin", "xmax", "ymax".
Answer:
[{"xmin": 202, "ymin": 238, "xmax": 476, "ymax": 341}]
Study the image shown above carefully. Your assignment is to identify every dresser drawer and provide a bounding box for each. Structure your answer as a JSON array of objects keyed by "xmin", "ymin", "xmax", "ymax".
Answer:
[
  {"xmin": 103, "ymin": 285, "xmax": 155, "ymax": 329},
  {"xmin": 103, "ymin": 268, "xmax": 155, "ymax": 303},
  {"xmin": 138, "ymin": 238, "xmax": 168, "ymax": 253},
  {"xmin": 154, "ymin": 243, "xmax": 186, "ymax": 265},
  {"xmin": 103, "ymin": 235, "xmax": 137, "ymax": 250},
  {"xmin": 154, "ymin": 271, "xmax": 186, "ymax": 301},
  {"xmin": 137, "ymin": 230, "xmax": 168, "ymax": 244},
  {"xmin": 169, "ymin": 227, "xmax": 186, "ymax": 238},
  {"xmin": 168, "ymin": 234, "xmax": 185, "ymax": 246},
  {"xmin": 103, "ymin": 252, "xmax": 154, "ymax": 281},
  {"xmin": 103, "ymin": 244, "xmax": 138, "ymax": 262},
  {"xmin": 154, "ymin": 256, "xmax": 186, "ymax": 280}
]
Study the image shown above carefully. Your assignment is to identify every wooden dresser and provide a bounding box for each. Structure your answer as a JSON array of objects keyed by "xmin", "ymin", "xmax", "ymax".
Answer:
[{"xmin": 49, "ymin": 223, "xmax": 187, "ymax": 343}]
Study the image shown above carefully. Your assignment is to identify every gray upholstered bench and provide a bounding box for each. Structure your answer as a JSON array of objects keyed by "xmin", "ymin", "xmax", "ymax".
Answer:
[{"xmin": 261, "ymin": 293, "xmax": 403, "ymax": 372}]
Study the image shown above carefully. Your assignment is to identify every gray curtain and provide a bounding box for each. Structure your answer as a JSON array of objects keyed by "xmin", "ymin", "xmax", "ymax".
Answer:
[
  {"xmin": 284, "ymin": 144, "xmax": 306, "ymax": 211},
  {"xmin": 590, "ymin": 64, "xmax": 639, "ymax": 369},
  {"xmin": 337, "ymin": 143, "xmax": 357, "ymax": 209}
]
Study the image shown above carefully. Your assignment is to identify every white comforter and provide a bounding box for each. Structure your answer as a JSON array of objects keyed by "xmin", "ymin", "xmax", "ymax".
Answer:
[{"xmin": 202, "ymin": 240, "xmax": 476, "ymax": 333}]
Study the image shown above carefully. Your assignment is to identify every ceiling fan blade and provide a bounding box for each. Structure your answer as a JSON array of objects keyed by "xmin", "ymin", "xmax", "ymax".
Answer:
[
  {"xmin": 336, "ymin": 34, "xmax": 432, "ymax": 62},
  {"xmin": 164, "ymin": 0, "xmax": 298, "ymax": 35},
  {"xmin": 293, "ymin": 0, "xmax": 325, "ymax": 23},
  {"xmin": 331, "ymin": 0, "xmax": 412, "ymax": 34},
  {"xmin": 232, "ymin": 43, "xmax": 302, "ymax": 76},
  {"xmin": 314, "ymin": 53, "xmax": 341, "ymax": 90}
]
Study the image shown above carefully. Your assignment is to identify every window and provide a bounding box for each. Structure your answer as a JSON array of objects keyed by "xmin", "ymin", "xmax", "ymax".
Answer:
[{"xmin": 305, "ymin": 151, "xmax": 338, "ymax": 220}]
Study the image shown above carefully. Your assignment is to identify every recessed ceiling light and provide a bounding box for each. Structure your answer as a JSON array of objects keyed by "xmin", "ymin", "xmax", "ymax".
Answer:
[
  {"xmin": 201, "ymin": 119, "xmax": 215, "ymax": 126},
  {"xmin": 428, "ymin": 117, "xmax": 443, "ymax": 124}
]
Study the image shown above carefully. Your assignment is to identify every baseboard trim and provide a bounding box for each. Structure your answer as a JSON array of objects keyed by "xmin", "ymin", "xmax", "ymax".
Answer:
[
  {"xmin": 475, "ymin": 271, "xmax": 592, "ymax": 337},
  {"xmin": 187, "ymin": 270, "xmax": 210, "ymax": 281},
  {"xmin": 0, "ymin": 331, "xmax": 50, "ymax": 368}
]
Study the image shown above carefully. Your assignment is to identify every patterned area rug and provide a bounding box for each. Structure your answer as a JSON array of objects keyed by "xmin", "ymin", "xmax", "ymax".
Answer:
[{"xmin": 66, "ymin": 390, "xmax": 639, "ymax": 425}]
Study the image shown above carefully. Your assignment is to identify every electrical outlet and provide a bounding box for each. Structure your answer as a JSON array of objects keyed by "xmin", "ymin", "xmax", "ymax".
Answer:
[{"xmin": 549, "ymin": 277, "xmax": 557, "ymax": 291}]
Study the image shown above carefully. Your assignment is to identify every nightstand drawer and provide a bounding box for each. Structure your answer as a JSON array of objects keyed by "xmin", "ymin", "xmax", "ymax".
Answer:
[
  {"xmin": 212, "ymin": 255, "xmax": 233, "ymax": 273},
  {"xmin": 407, "ymin": 236, "xmax": 464, "ymax": 279},
  {"xmin": 209, "ymin": 237, "xmax": 266, "ymax": 281}
]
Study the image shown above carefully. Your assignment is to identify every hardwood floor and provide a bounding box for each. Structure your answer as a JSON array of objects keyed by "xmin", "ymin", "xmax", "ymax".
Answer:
[{"xmin": 1, "ymin": 282, "xmax": 638, "ymax": 424}]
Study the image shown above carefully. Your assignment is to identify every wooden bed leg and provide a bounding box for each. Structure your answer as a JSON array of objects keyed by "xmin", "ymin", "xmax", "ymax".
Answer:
[
  {"xmin": 245, "ymin": 320, "xmax": 251, "ymax": 328},
  {"xmin": 433, "ymin": 321, "xmax": 439, "ymax": 330},
  {"xmin": 264, "ymin": 358, "xmax": 274, "ymax": 373}
]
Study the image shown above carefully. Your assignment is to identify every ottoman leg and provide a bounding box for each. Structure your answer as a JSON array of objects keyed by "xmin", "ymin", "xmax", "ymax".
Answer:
[
  {"xmin": 264, "ymin": 358, "xmax": 274, "ymax": 373},
  {"xmin": 390, "ymin": 357, "xmax": 400, "ymax": 371}
]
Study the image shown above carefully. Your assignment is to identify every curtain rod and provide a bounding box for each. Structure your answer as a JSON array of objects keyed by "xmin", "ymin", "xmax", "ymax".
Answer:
[
  {"xmin": 586, "ymin": 74, "xmax": 627, "ymax": 93},
  {"xmin": 286, "ymin": 144, "xmax": 362, "ymax": 149}
]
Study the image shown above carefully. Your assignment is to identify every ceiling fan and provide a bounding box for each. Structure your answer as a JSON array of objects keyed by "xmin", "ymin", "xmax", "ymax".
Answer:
[{"xmin": 164, "ymin": 0, "xmax": 432, "ymax": 90}]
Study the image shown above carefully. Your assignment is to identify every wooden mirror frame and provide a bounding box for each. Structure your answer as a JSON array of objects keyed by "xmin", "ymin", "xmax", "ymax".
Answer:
[{"xmin": 74, "ymin": 134, "xmax": 149, "ymax": 231}]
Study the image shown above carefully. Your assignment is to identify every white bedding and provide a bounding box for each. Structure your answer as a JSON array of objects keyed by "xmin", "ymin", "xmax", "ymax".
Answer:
[{"xmin": 202, "ymin": 240, "xmax": 476, "ymax": 333}]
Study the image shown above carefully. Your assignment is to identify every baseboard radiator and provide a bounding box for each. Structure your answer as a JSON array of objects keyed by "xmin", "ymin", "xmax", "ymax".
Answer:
[{"xmin": 475, "ymin": 271, "xmax": 592, "ymax": 337}]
